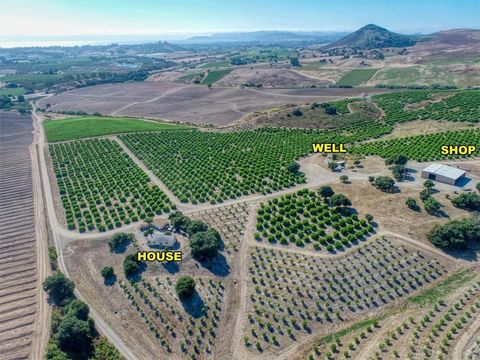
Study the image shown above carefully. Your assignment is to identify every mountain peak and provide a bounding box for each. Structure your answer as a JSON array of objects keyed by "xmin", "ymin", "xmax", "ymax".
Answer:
[{"xmin": 325, "ymin": 24, "xmax": 417, "ymax": 50}]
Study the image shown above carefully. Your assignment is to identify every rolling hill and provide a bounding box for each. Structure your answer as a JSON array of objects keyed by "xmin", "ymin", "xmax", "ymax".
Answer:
[{"xmin": 325, "ymin": 24, "xmax": 418, "ymax": 50}]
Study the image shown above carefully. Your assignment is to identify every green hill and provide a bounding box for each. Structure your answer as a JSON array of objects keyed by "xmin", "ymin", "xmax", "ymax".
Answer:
[{"xmin": 325, "ymin": 24, "xmax": 417, "ymax": 50}]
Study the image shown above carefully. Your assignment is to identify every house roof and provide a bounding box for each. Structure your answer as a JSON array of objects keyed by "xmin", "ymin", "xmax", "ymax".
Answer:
[
  {"xmin": 147, "ymin": 232, "xmax": 176, "ymax": 247},
  {"xmin": 423, "ymin": 163, "xmax": 466, "ymax": 180}
]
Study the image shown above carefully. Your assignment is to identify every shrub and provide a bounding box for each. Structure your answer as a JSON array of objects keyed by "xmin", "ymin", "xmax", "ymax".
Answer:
[
  {"xmin": 169, "ymin": 211, "xmax": 191, "ymax": 232},
  {"xmin": 451, "ymin": 192, "xmax": 480, "ymax": 211},
  {"xmin": 385, "ymin": 154, "xmax": 408, "ymax": 165},
  {"xmin": 91, "ymin": 337, "xmax": 123, "ymax": 360},
  {"xmin": 123, "ymin": 254, "xmax": 139, "ymax": 276},
  {"xmin": 66, "ymin": 299, "xmax": 90, "ymax": 321},
  {"xmin": 424, "ymin": 197, "xmax": 442, "ymax": 213},
  {"xmin": 292, "ymin": 108, "xmax": 303, "ymax": 116},
  {"xmin": 101, "ymin": 266, "xmax": 114, "ymax": 279},
  {"xmin": 186, "ymin": 220, "xmax": 209, "ymax": 236},
  {"xmin": 287, "ymin": 162, "xmax": 300, "ymax": 173},
  {"xmin": 330, "ymin": 194, "xmax": 352, "ymax": 207},
  {"xmin": 427, "ymin": 216, "xmax": 480, "ymax": 250},
  {"xmin": 190, "ymin": 230, "xmax": 220, "ymax": 260},
  {"xmin": 319, "ymin": 185, "xmax": 334, "ymax": 198},
  {"xmin": 175, "ymin": 276, "xmax": 196, "ymax": 299},
  {"xmin": 108, "ymin": 233, "xmax": 133, "ymax": 252},
  {"xmin": 374, "ymin": 176, "xmax": 395, "ymax": 192},
  {"xmin": 43, "ymin": 272, "xmax": 75, "ymax": 306},
  {"xmin": 405, "ymin": 197, "xmax": 418, "ymax": 210},
  {"xmin": 55, "ymin": 314, "xmax": 94, "ymax": 352},
  {"xmin": 340, "ymin": 175, "xmax": 349, "ymax": 183}
]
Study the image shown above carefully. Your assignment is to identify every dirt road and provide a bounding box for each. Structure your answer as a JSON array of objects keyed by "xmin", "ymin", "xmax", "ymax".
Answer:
[
  {"xmin": 29, "ymin": 144, "xmax": 51, "ymax": 360},
  {"xmin": 31, "ymin": 103, "xmax": 138, "ymax": 360}
]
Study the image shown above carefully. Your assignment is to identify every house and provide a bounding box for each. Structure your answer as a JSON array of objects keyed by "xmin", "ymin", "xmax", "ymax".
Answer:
[
  {"xmin": 421, "ymin": 163, "xmax": 466, "ymax": 185},
  {"xmin": 147, "ymin": 232, "xmax": 176, "ymax": 249}
]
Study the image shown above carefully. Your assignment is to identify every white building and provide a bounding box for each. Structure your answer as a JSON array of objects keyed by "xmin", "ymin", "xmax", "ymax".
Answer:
[{"xmin": 421, "ymin": 163, "xmax": 466, "ymax": 186}]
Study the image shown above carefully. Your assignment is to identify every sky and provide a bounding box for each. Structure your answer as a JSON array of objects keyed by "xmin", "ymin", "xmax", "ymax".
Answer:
[{"xmin": 1, "ymin": 0, "xmax": 479, "ymax": 46}]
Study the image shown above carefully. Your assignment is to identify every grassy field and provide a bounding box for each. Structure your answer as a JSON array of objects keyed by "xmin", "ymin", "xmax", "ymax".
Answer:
[
  {"xmin": 177, "ymin": 72, "xmax": 203, "ymax": 81},
  {"xmin": 369, "ymin": 64, "xmax": 480, "ymax": 87},
  {"xmin": 201, "ymin": 69, "xmax": 233, "ymax": 85},
  {"xmin": 336, "ymin": 68, "xmax": 378, "ymax": 87},
  {"xmin": 44, "ymin": 116, "xmax": 192, "ymax": 142},
  {"xmin": 0, "ymin": 87, "xmax": 25, "ymax": 96},
  {"xmin": 199, "ymin": 60, "xmax": 231, "ymax": 69},
  {"xmin": 371, "ymin": 67, "xmax": 422, "ymax": 85},
  {"xmin": 409, "ymin": 269, "xmax": 474, "ymax": 306}
]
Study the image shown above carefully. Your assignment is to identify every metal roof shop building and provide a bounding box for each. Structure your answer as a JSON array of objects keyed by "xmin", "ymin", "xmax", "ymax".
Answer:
[{"xmin": 421, "ymin": 163, "xmax": 466, "ymax": 185}]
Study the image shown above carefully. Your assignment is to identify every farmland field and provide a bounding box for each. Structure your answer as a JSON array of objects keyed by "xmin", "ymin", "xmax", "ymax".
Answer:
[
  {"xmin": 201, "ymin": 69, "xmax": 233, "ymax": 85},
  {"xmin": 255, "ymin": 189, "xmax": 374, "ymax": 251},
  {"xmin": 0, "ymin": 112, "xmax": 38, "ymax": 359},
  {"xmin": 49, "ymin": 139, "xmax": 173, "ymax": 232},
  {"xmin": 367, "ymin": 64, "xmax": 480, "ymax": 88},
  {"xmin": 120, "ymin": 124, "xmax": 392, "ymax": 204},
  {"xmin": 44, "ymin": 116, "xmax": 191, "ymax": 142},
  {"xmin": 299, "ymin": 270, "xmax": 480, "ymax": 360},
  {"xmin": 199, "ymin": 60, "xmax": 231, "ymax": 68},
  {"xmin": 350, "ymin": 128, "xmax": 480, "ymax": 162},
  {"xmin": 244, "ymin": 238, "xmax": 451, "ymax": 354},
  {"xmin": 336, "ymin": 69, "xmax": 378, "ymax": 87},
  {"xmin": 120, "ymin": 130, "xmax": 312, "ymax": 204},
  {"xmin": 372, "ymin": 90, "xmax": 480, "ymax": 124},
  {"xmin": 216, "ymin": 68, "xmax": 331, "ymax": 88},
  {"xmin": 35, "ymin": 82, "xmax": 394, "ymax": 126},
  {"xmin": 0, "ymin": 87, "xmax": 25, "ymax": 96},
  {"xmin": 177, "ymin": 72, "xmax": 203, "ymax": 81}
]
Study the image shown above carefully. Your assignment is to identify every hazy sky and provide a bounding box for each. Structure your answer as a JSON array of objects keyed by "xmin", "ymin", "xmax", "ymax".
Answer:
[{"xmin": 2, "ymin": 0, "xmax": 479, "ymax": 39}]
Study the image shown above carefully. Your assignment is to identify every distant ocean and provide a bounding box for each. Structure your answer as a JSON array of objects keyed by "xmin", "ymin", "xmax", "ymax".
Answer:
[
  {"xmin": 0, "ymin": 39, "xmax": 124, "ymax": 48},
  {"xmin": 0, "ymin": 35, "xmax": 189, "ymax": 49}
]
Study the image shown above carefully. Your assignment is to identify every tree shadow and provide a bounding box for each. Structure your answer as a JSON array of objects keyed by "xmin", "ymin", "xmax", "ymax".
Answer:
[
  {"xmin": 110, "ymin": 239, "xmax": 132, "ymax": 254},
  {"xmin": 443, "ymin": 244, "xmax": 479, "ymax": 262},
  {"xmin": 163, "ymin": 261, "xmax": 180, "ymax": 274},
  {"xmin": 426, "ymin": 209, "xmax": 450, "ymax": 218},
  {"xmin": 179, "ymin": 290, "xmax": 205, "ymax": 319},
  {"xmin": 198, "ymin": 253, "xmax": 230, "ymax": 277},
  {"xmin": 104, "ymin": 274, "xmax": 117, "ymax": 286}
]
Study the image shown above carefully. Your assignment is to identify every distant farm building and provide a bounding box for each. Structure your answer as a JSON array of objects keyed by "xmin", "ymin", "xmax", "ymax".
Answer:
[{"xmin": 421, "ymin": 163, "xmax": 466, "ymax": 185}]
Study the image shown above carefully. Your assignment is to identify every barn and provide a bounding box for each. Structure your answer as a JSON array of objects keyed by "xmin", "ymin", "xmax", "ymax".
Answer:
[{"xmin": 421, "ymin": 163, "xmax": 466, "ymax": 185}]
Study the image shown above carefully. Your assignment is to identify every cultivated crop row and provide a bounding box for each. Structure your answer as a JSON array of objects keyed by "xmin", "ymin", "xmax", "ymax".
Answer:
[
  {"xmin": 0, "ymin": 114, "xmax": 38, "ymax": 358},
  {"xmin": 118, "ymin": 276, "xmax": 225, "ymax": 358},
  {"xmin": 255, "ymin": 189, "xmax": 373, "ymax": 251},
  {"xmin": 120, "ymin": 125, "xmax": 391, "ymax": 204},
  {"xmin": 244, "ymin": 238, "xmax": 448, "ymax": 353},
  {"xmin": 350, "ymin": 129, "xmax": 480, "ymax": 162},
  {"xmin": 49, "ymin": 139, "xmax": 173, "ymax": 232},
  {"xmin": 303, "ymin": 274, "xmax": 480, "ymax": 360},
  {"xmin": 370, "ymin": 280, "xmax": 480, "ymax": 360},
  {"xmin": 373, "ymin": 90, "xmax": 480, "ymax": 124},
  {"xmin": 191, "ymin": 202, "xmax": 250, "ymax": 254}
]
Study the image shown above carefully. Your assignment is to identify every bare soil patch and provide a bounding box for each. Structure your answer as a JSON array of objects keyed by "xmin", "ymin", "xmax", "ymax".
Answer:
[
  {"xmin": 36, "ymin": 82, "xmax": 395, "ymax": 127},
  {"xmin": 216, "ymin": 68, "xmax": 331, "ymax": 88},
  {"xmin": 381, "ymin": 120, "xmax": 480, "ymax": 140},
  {"xmin": 0, "ymin": 112, "xmax": 38, "ymax": 360},
  {"xmin": 331, "ymin": 180, "xmax": 472, "ymax": 243}
]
